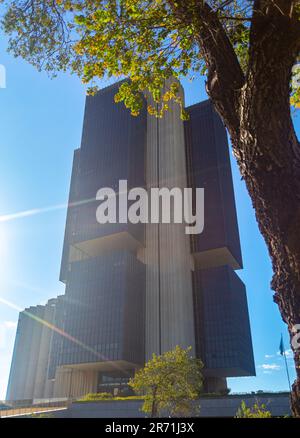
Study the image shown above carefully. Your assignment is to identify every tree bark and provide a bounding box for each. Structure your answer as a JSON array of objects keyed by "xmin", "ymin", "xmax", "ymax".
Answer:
[
  {"xmin": 236, "ymin": 1, "xmax": 300, "ymax": 417},
  {"xmin": 168, "ymin": 0, "xmax": 300, "ymax": 416},
  {"xmin": 151, "ymin": 385, "xmax": 158, "ymax": 417}
]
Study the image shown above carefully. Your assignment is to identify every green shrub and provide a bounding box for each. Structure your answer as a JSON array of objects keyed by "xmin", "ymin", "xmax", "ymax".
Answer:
[
  {"xmin": 110, "ymin": 396, "xmax": 144, "ymax": 401},
  {"xmin": 77, "ymin": 392, "xmax": 144, "ymax": 403},
  {"xmin": 235, "ymin": 400, "xmax": 272, "ymax": 418},
  {"xmin": 78, "ymin": 392, "xmax": 113, "ymax": 402},
  {"xmin": 30, "ymin": 412, "xmax": 54, "ymax": 418}
]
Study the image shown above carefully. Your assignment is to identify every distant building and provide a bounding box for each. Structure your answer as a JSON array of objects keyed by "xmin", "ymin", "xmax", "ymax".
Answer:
[
  {"xmin": 6, "ymin": 80, "xmax": 255, "ymax": 402},
  {"xmin": 6, "ymin": 298, "xmax": 61, "ymax": 401}
]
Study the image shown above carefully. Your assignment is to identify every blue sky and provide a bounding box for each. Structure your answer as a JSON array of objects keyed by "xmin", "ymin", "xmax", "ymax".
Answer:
[{"xmin": 0, "ymin": 36, "xmax": 299, "ymax": 400}]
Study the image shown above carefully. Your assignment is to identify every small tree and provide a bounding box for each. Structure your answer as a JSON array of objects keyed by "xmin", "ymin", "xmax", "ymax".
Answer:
[
  {"xmin": 129, "ymin": 346, "xmax": 203, "ymax": 417},
  {"xmin": 235, "ymin": 400, "xmax": 272, "ymax": 418}
]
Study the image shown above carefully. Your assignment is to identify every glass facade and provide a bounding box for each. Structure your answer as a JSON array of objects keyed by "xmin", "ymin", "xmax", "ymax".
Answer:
[
  {"xmin": 186, "ymin": 100, "xmax": 254, "ymax": 378},
  {"xmin": 193, "ymin": 266, "xmax": 255, "ymax": 377},
  {"xmin": 47, "ymin": 296, "xmax": 66, "ymax": 379},
  {"xmin": 60, "ymin": 82, "xmax": 146, "ymax": 284},
  {"xmin": 97, "ymin": 370, "xmax": 134, "ymax": 394},
  {"xmin": 185, "ymin": 101, "xmax": 243, "ymax": 268},
  {"xmin": 55, "ymin": 83, "xmax": 147, "ymax": 381},
  {"xmin": 54, "ymin": 251, "xmax": 145, "ymax": 367}
]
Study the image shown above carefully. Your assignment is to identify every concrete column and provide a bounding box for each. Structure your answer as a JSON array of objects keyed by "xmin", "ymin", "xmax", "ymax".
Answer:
[
  {"xmin": 53, "ymin": 367, "xmax": 97, "ymax": 399},
  {"xmin": 139, "ymin": 79, "xmax": 195, "ymax": 360},
  {"xmin": 22, "ymin": 306, "xmax": 44, "ymax": 400},
  {"xmin": 33, "ymin": 303, "xmax": 56, "ymax": 399},
  {"xmin": 5, "ymin": 313, "xmax": 28, "ymax": 401},
  {"xmin": 44, "ymin": 379, "xmax": 54, "ymax": 399}
]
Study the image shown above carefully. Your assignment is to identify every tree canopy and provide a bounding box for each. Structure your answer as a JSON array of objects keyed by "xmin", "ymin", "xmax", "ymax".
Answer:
[
  {"xmin": 1, "ymin": 1, "xmax": 299, "ymax": 117},
  {"xmin": 235, "ymin": 400, "xmax": 272, "ymax": 418},
  {"xmin": 129, "ymin": 346, "xmax": 203, "ymax": 417}
]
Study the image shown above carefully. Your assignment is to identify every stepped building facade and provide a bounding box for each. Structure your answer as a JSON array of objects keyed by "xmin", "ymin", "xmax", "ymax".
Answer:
[{"xmin": 6, "ymin": 81, "xmax": 255, "ymax": 402}]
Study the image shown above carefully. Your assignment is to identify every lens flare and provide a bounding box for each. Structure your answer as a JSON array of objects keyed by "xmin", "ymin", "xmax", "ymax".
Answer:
[{"xmin": 0, "ymin": 296, "xmax": 127, "ymax": 375}]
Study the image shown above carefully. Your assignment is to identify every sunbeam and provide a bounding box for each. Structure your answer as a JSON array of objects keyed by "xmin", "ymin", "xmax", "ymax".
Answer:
[
  {"xmin": 0, "ymin": 296, "xmax": 127, "ymax": 375},
  {"xmin": 0, "ymin": 196, "xmax": 97, "ymax": 223}
]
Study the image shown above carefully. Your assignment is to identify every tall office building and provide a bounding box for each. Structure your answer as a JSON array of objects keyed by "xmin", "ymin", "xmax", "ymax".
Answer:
[{"xmin": 6, "ymin": 80, "xmax": 255, "ymax": 401}]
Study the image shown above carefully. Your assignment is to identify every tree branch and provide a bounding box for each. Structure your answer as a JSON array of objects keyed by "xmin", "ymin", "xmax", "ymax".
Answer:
[
  {"xmin": 167, "ymin": 0, "xmax": 245, "ymax": 134},
  {"xmin": 244, "ymin": 0, "xmax": 300, "ymax": 168}
]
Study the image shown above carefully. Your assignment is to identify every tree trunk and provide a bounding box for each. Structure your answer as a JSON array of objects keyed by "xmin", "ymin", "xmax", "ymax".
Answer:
[
  {"xmin": 151, "ymin": 386, "xmax": 158, "ymax": 417},
  {"xmin": 235, "ymin": 103, "xmax": 300, "ymax": 417},
  {"xmin": 219, "ymin": 5, "xmax": 300, "ymax": 417}
]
